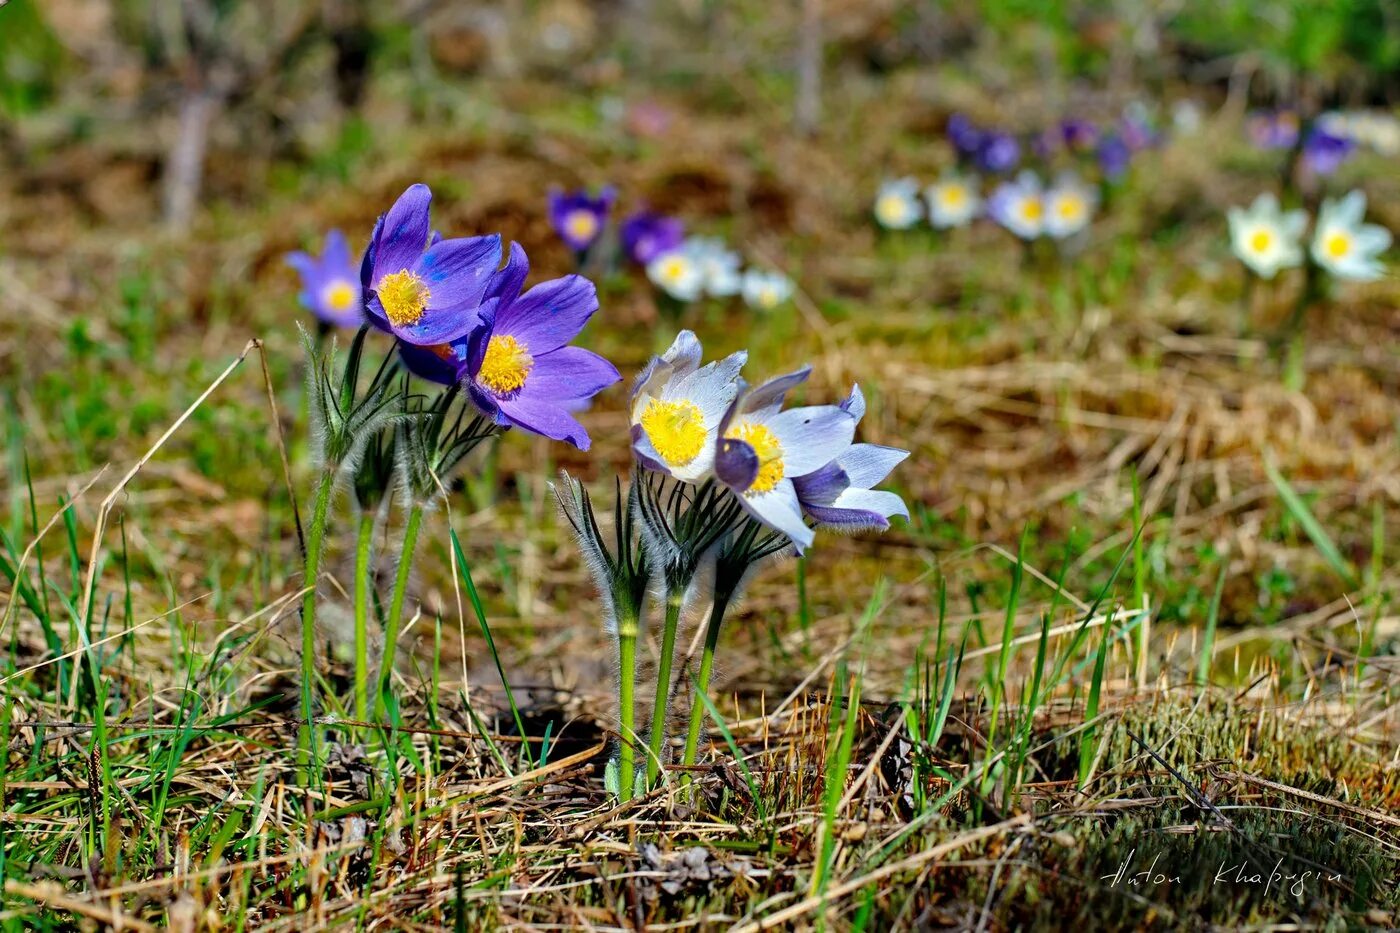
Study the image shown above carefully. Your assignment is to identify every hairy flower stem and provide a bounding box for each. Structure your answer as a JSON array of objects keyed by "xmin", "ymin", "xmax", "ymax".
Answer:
[
  {"xmin": 645, "ymin": 588, "xmax": 685, "ymax": 787},
  {"xmin": 298, "ymin": 468, "xmax": 336, "ymax": 786},
  {"xmin": 680, "ymin": 589, "xmax": 732, "ymax": 776},
  {"xmin": 616, "ymin": 616, "xmax": 639, "ymax": 801},
  {"xmin": 375, "ymin": 504, "xmax": 424, "ymax": 720},
  {"xmin": 352, "ymin": 511, "xmax": 373, "ymax": 724}
]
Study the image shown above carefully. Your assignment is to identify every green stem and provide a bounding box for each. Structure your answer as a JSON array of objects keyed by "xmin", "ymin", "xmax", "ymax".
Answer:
[
  {"xmin": 616, "ymin": 619, "xmax": 638, "ymax": 802},
  {"xmin": 298, "ymin": 468, "xmax": 336, "ymax": 785},
  {"xmin": 645, "ymin": 588, "xmax": 684, "ymax": 787},
  {"xmin": 353, "ymin": 511, "xmax": 373, "ymax": 724},
  {"xmin": 681, "ymin": 590, "xmax": 732, "ymax": 772},
  {"xmin": 375, "ymin": 504, "xmax": 424, "ymax": 720}
]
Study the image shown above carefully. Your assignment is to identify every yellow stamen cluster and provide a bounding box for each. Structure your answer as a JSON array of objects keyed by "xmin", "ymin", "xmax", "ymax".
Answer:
[
  {"xmin": 876, "ymin": 195, "xmax": 908, "ymax": 224},
  {"xmin": 1056, "ymin": 196, "xmax": 1083, "ymax": 222},
  {"xmin": 478, "ymin": 335, "xmax": 533, "ymax": 395},
  {"xmin": 1324, "ymin": 232, "xmax": 1351, "ymax": 259},
  {"xmin": 378, "ymin": 270, "xmax": 430, "ymax": 328},
  {"xmin": 322, "ymin": 279, "xmax": 357, "ymax": 313},
  {"xmin": 639, "ymin": 398, "xmax": 706, "ymax": 466},
  {"xmin": 1019, "ymin": 198, "xmax": 1043, "ymax": 223},
  {"xmin": 565, "ymin": 210, "xmax": 599, "ymax": 243},
  {"xmin": 1248, "ymin": 229, "xmax": 1273, "ymax": 255},
  {"xmin": 726, "ymin": 421, "xmax": 784, "ymax": 495},
  {"xmin": 660, "ymin": 256, "xmax": 690, "ymax": 284},
  {"xmin": 939, "ymin": 186, "xmax": 966, "ymax": 209}
]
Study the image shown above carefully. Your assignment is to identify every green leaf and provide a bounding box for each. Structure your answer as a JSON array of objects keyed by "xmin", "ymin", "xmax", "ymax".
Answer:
[{"xmin": 1263, "ymin": 455, "xmax": 1356, "ymax": 589}]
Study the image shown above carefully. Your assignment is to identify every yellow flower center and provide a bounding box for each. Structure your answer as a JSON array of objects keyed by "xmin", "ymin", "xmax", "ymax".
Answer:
[
  {"xmin": 939, "ymin": 185, "xmax": 966, "ymax": 209},
  {"xmin": 322, "ymin": 279, "xmax": 357, "ymax": 313},
  {"xmin": 478, "ymin": 334, "xmax": 533, "ymax": 395},
  {"xmin": 1056, "ymin": 195, "xmax": 1083, "ymax": 222},
  {"xmin": 725, "ymin": 421, "xmax": 784, "ymax": 495},
  {"xmin": 876, "ymin": 194, "xmax": 909, "ymax": 224},
  {"xmin": 661, "ymin": 256, "xmax": 689, "ymax": 283},
  {"xmin": 378, "ymin": 270, "xmax": 430, "ymax": 328},
  {"xmin": 1324, "ymin": 231, "xmax": 1351, "ymax": 259},
  {"xmin": 1248, "ymin": 229, "xmax": 1272, "ymax": 255},
  {"xmin": 564, "ymin": 209, "xmax": 599, "ymax": 243},
  {"xmin": 758, "ymin": 286, "xmax": 779, "ymax": 309},
  {"xmin": 1019, "ymin": 198, "xmax": 1043, "ymax": 223},
  {"xmin": 639, "ymin": 398, "xmax": 706, "ymax": 466}
]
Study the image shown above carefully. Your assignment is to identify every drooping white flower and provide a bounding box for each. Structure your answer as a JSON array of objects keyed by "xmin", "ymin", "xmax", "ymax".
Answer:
[
  {"xmin": 924, "ymin": 175, "xmax": 981, "ymax": 229},
  {"xmin": 740, "ymin": 269, "xmax": 795, "ymax": 311},
  {"xmin": 1309, "ymin": 191, "xmax": 1391, "ymax": 282},
  {"xmin": 1227, "ymin": 193, "xmax": 1308, "ymax": 279},
  {"xmin": 873, "ymin": 177, "xmax": 923, "ymax": 230},
  {"xmin": 1042, "ymin": 173, "xmax": 1097, "ymax": 240},
  {"xmin": 630, "ymin": 331, "xmax": 746, "ymax": 483}
]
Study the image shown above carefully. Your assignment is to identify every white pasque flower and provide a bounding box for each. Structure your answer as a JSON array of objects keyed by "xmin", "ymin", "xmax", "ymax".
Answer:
[
  {"xmin": 681, "ymin": 236, "xmax": 743, "ymax": 297},
  {"xmin": 988, "ymin": 171, "xmax": 1044, "ymax": 240},
  {"xmin": 1042, "ymin": 173, "xmax": 1097, "ymax": 239},
  {"xmin": 647, "ymin": 249, "xmax": 706, "ymax": 301},
  {"xmin": 631, "ymin": 330, "xmax": 746, "ymax": 483},
  {"xmin": 1309, "ymin": 191, "xmax": 1391, "ymax": 282},
  {"xmin": 873, "ymin": 177, "xmax": 923, "ymax": 229},
  {"xmin": 924, "ymin": 175, "xmax": 981, "ymax": 228},
  {"xmin": 740, "ymin": 269, "xmax": 794, "ymax": 311},
  {"xmin": 713, "ymin": 368, "xmax": 858, "ymax": 554},
  {"xmin": 1227, "ymin": 193, "xmax": 1308, "ymax": 279}
]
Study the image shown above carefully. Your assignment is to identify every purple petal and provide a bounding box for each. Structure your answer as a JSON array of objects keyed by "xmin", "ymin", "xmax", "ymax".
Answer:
[
  {"xmin": 744, "ymin": 367, "xmax": 811, "ymax": 414},
  {"xmin": 419, "ymin": 234, "xmax": 501, "ymax": 312},
  {"xmin": 715, "ymin": 437, "xmax": 760, "ymax": 491},
  {"xmin": 486, "ymin": 241, "xmax": 530, "ymax": 306},
  {"xmin": 840, "ymin": 384, "xmax": 866, "ymax": 421},
  {"xmin": 803, "ymin": 502, "xmax": 891, "ymax": 532},
  {"xmin": 394, "ymin": 305, "xmax": 481, "ymax": 346},
  {"xmin": 494, "ymin": 274, "xmax": 598, "ymax": 356},
  {"xmin": 792, "ymin": 461, "xmax": 847, "ymax": 505},
  {"xmin": 360, "ymin": 213, "xmax": 384, "ymax": 291},
  {"xmin": 518, "ymin": 346, "xmax": 620, "ymax": 402},
  {"xmin": 399, "ymin": 343, "xmax": 462, "ymax": 385},
  {"xmin": 371, "ymin": 184, "xmax": 432, "ymax": 283},
  {"xmin": 495, "ymin": 392, "xmax": 593, "ymax": 450},
  {"xmin": 323, "ymin": 229, "xmax": 352, "ymax": 270}
]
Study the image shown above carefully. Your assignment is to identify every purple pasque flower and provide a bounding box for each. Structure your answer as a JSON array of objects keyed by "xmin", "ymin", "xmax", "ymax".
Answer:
[
  {"xmin": 620, "ymin": 210, "xmax": 685, "ymax": 265},
  {"xmin": 461, "ymin": 243, "xmax": 620, "ymax": 450},
  {"xmin": 286, "ymin": 229, "xmax": 363, "ymax": 328},
  {"xmin": 947, "ymin": 113, "xmax": 984, "ymax": 158},
  {"xmin": 712, "ymin": 368, "xmax": 858, "ymax": 554},
  {"xmin": 976, "ymin": 131, "xmax": 1021, "ymax": 173},
  {"xmin": 363, "ymin": 183, "xmax": 502, "ymax": 346},
  {"xmin": 1060, "ymin": 118, "xmax": 1099, "ymax": 152},
  {"xmin": 793, "ymin": 386, "xmax": 908, "ymax": 532},
  {"xmin": 548, "ymin": 186, "xmax": 616, "ymax": 252},
  {"xmin": 1301, "ymin": 127, "xmax": 1354, "ymax": 176},
  {"xmin": 1097, "ymin": 133, "xmax": 1132, "ymax": 180}
]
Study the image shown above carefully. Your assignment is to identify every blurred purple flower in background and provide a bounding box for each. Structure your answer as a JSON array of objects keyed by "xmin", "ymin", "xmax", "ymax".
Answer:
[
  {"xmin": 1097, "ymin": 134, "xmax": 1131, "ymax": 181},
  {"xmin": 548, "ymin": 186, "xmax": 615, "ymax": 253},
  {"xmin": 947, "ymin": 113, "xmax": 984, "ymax": 158},
  {"xmin": 977, "ymin": 132, "xmax": 1021, "ymax": 173},
  {"xmin": 1060, "ymin": 118, "xmax": 1098, "ymax": 152},
  {"xmin": 1301, "ymin": 127, "xmax": 1355, "ymax": 176},
  {"xmin": 621, "ymin": 210, "xmax": 685, "ymax": 264},
  {"xmin": 1247, "ymin": 110, "xmax": 1300, "ymax": 150},
  {"xmin": 286, "ymin": 229, "xmax": 363, "ymax": 329}
]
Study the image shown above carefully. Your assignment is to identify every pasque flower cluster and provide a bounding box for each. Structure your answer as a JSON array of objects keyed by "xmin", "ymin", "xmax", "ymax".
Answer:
[{"xmin": 560, "ymin": 330, "xmax": 907, "ymax": 800}]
